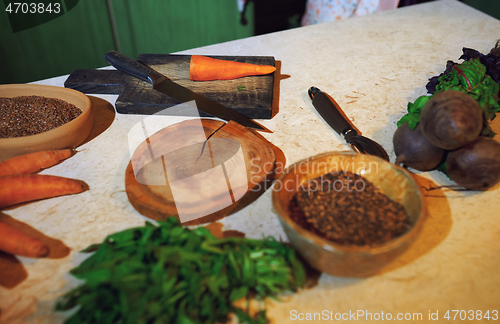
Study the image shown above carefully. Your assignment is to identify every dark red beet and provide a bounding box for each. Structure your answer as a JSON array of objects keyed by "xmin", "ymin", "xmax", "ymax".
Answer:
[
  {"xmin": 420, "ymin": 90, "xmax": 483, "ymax": 150},
  {"xmin": 393, "ymin": 122, "xmax": 445, "ymax": 171},
  {"xmin": 446, "ymin": 136, "xmax": 500, "ymax": 190}
]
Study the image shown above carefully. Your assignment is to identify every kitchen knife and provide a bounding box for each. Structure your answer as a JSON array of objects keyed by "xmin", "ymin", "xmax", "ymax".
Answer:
[
  {"xmin": 104, "ymin": 51, "xmax": 267, "ymax": 131},
  {"xmin": 308, "ymin": 86, "xmax": 390, "ymax": 161}
]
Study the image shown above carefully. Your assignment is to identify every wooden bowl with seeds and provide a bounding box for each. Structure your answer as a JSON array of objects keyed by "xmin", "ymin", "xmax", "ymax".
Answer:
[
  {"xmin": 272, "ymin": 151, "xmax": 426, "ymax": 277},
  {"xmin": 0, "ymin": 84, "xmax": 93, "ymax": 161}
]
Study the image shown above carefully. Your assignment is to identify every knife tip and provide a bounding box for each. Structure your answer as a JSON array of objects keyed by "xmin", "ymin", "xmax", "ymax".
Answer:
[{"xmin": 253, "ymin": 124, "xmax": 273, "ymax": 133}]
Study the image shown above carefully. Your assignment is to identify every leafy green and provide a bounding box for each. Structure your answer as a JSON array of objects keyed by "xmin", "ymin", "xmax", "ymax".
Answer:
[
  {"xmin": 435, "ymin": 161, "xmax": 450, "ymax": 178},
  {"xmin": 397, "ymin": 58, "xmax": 500, "ymax": 137},
  {"xmin": 397, "ymin": 95, "xmax": 430, "ymax": 130},
  {"xmin": 460, "ymin": 43, "xmax": 500, "ymax": 85},
  {"xmin": 55, "ymin": 217, "xmax": 305, "ymax": 324},
  {"xmin": 434, "ymin": 58, "xmax": 500, "ymax": 136},
  {"xmin": 435, "ymin": 58, "xmax": 485, "ymax": 92},
  {"xmin": 396, "ymin": 56, "xmax": 500, "ymax": 177}
]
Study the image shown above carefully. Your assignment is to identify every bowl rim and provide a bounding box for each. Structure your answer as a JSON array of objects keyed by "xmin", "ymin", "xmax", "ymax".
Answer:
[
  {"xmin": 0, "ymin": 84, "xmax": 92, "ymax": 143},
  {"xmin": 272, "ymin": 151, "xmax": 427, "ymax": 255}
]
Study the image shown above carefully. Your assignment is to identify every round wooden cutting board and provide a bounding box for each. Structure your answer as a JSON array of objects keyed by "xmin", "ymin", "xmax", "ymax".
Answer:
[{"xmin": 125, "ymin": 119, "xmax": 281, "ymax": 225}]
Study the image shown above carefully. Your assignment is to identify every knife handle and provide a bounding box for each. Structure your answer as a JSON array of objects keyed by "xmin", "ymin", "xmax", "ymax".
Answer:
[
  {"xmin": 104, "ymin": 51, "xmax": 152, "ymax": 83},
  {"xmin": 308, "ymin": 87, "xmax": 356, "ymax": 138}
]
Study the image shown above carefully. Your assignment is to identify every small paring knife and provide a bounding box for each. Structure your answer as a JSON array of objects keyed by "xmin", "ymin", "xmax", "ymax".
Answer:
[
  {"xmin": 308, "ymin": 86, "xmax": 390, "ymax": 162},
  {"xmin": 104, "ymin": 51, "xmax": 268, "ymax": 132}
]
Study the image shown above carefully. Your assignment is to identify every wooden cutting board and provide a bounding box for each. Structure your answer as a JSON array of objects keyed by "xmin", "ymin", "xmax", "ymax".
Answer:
[
  {"xmin": 125, "ymin": 119, "xmax": 280, "ymax": 225},
  {"xmin": 64, "ymin": 54, "xmax": 275, "ymax": 118}
]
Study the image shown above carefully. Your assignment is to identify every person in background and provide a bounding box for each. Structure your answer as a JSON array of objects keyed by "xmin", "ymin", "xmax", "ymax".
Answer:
[
  {"xmin": 301, "ymin": 0, "xmax": 421, "ymax": 26},
  {"xmin": 301, "ymin": 0, "xmax": 380, "ymax": 25}
]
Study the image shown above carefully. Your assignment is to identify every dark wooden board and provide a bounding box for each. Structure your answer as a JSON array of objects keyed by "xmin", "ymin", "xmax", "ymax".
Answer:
[{"xmin": 64, "ymin": 54, "xmax": 275, "ymax": 118}]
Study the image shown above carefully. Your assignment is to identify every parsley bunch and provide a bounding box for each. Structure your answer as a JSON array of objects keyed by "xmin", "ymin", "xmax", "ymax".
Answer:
[{"xmin": 55, "ymin": 217, "xmax": 305, "ymax": 324}]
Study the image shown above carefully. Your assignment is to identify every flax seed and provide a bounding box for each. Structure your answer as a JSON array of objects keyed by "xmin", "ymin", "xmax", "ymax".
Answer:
[
  {"xmin": 0, "ymin": 95, "xmax": 81, "ymax": 138},
  {"xmin": 289, "ymin": 171, "xmax": 411, "ymax": 247}
]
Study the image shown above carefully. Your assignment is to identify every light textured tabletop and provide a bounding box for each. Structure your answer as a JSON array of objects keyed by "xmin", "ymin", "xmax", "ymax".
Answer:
[{"xmin": 2, "ymin": 0, "xmax": 500, "ymax": 322}]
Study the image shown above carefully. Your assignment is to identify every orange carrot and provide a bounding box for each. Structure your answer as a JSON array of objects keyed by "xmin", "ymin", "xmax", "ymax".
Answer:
[
  {"xmin": 0, "ymin": 222, "xmax": 49, "ymax": 258},
  {"xmin": 0, "ymin": 174, "xmax": 86, "ymax": 209},
  {"xmin": 0, "ymin": 149, "xmax": 74, "ymax": 177},
  {"xmin": 189, "ymin": 55, "xmax": 276, "ymax": 81}
]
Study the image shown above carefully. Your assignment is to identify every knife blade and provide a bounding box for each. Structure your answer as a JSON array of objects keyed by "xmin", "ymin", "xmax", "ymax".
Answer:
[
  {"xmin": 104, "ymin": 51, "xmax": 267, "ymax": 131},
  {"xmin": 308, "ymin": 86, "xmax": 390, "ymax": 161}
]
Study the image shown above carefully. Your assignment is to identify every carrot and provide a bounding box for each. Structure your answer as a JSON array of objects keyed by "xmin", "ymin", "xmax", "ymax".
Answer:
[
  {"xmin": 189, "ymin": 55, "xmax": 276, "ymax": 81},
  {"xmin": 0, "ymin": 149, "xmax": 74, "ymax": 177},
  {"xmin": 0, "ymin": 222, "xmax": 49, "ymax": 257},
  {"xmin": 0, "ymin": 174, "xmax": 86, "ymax": 209}
]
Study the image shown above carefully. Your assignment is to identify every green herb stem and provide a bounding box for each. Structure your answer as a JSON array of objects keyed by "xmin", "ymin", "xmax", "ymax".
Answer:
[{"xmin": 55, "ymin": 217, "xmax": 305, "ymax": 324}]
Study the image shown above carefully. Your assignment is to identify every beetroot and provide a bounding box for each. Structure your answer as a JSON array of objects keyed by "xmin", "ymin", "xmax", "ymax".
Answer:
[
  {"xmin": 420, "ymin": 90, "xmax": 483, "ymax": 150},
  {"xmin": 446, "ymin": 137, "xmax": 500, "ymax": 190},
  {"xmin": 393, "ymin": 122, "xmax": 446, "ymax": 171}
]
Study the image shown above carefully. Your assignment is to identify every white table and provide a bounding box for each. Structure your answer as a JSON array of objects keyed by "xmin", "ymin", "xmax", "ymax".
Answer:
[{"xmin": 2, "ymin": 0, "xmax": 500, "ymax": 322}]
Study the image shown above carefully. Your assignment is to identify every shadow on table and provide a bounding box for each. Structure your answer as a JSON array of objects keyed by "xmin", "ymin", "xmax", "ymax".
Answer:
[
  {"xmin": 375, "ymin": 174, "xmax": 453, "ymax": 275},
  {"xmin": 78, "ymin": 95, "xmax": 116, "ymax": 147},
  {"xmin": 271, "ymin": 60, "xmax": 290, "ymax": 119}
]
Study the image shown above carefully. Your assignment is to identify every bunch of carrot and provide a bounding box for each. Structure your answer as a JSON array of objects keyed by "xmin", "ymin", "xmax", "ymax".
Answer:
[{"xmin": 0, "ymin": 149, "xmax": 87, "ymax": 258}]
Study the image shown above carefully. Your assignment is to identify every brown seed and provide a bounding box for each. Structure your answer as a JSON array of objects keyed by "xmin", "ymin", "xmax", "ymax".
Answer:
[
  {"xmin": 289, "ymin": 171, "xmax": 411, "ymax": 247},
  {"xmin": 0, "ymin": 95, "xmax": 81, "ymax": 138}
]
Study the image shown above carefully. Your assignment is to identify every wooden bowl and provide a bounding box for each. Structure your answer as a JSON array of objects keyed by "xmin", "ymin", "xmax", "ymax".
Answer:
[
  {"xmin": 0, "ymin": 84, "xmax": 93, "ymax": 161},
  {"xmin": 272, "ymin": 152, "xmax": 426, "ymax": 277}
]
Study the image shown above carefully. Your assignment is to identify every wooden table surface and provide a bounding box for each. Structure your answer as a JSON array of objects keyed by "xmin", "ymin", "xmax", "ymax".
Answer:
[{"xmin": 2, "ymin": 0, "xmax": 500, "ymax": 322}]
